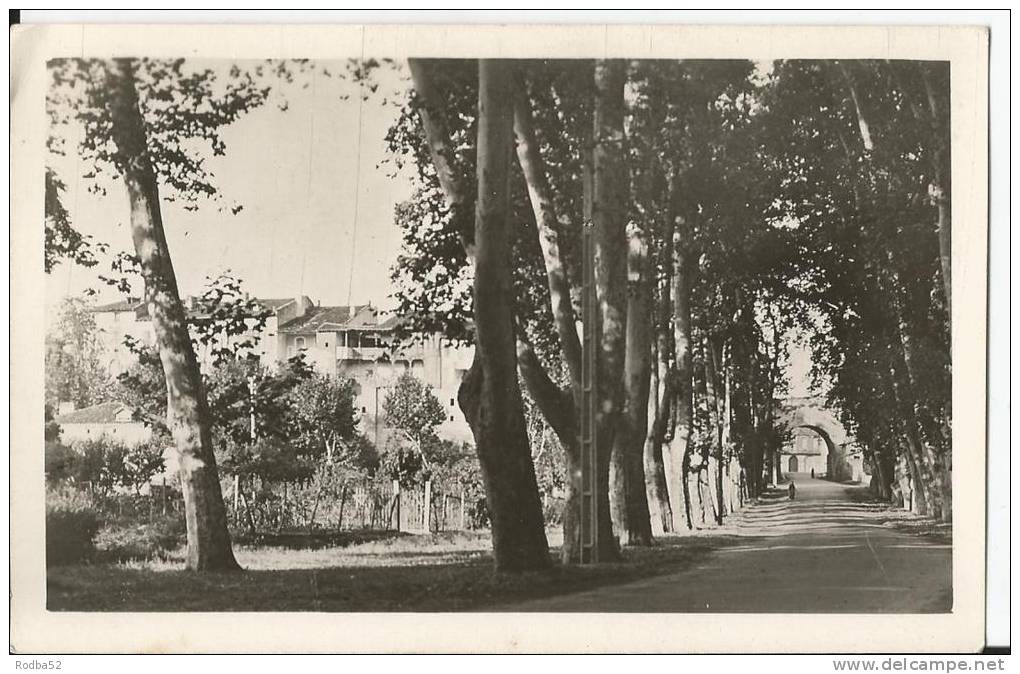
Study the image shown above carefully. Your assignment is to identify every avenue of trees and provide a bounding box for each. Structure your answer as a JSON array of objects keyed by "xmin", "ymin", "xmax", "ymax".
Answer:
[
  {"xmin": 44, "ymin": 57, "xmax": 951, "ymax": 573},
  {"xmin": 390, "ymin": 58, "xmax": 952, "ymax": 568}
]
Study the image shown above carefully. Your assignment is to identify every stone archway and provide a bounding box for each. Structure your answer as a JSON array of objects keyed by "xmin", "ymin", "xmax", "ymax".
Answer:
[{"xmin": 777, "ymin": 397, "xmax": 866, "ymax": 483}]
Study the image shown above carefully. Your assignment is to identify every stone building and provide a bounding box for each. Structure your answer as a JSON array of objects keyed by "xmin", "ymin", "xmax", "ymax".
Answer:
[
  {"xmin": 781, "ymin": 427, "xmax": 829, "ymax": 475},
  {"xmin": 88, "ymin": 295, "xmax": 475, "ymax": 445},
  {"xmin": 777, "ymin": 396, "xmax": 870, "ymax": 482},
  {"xmin": 54, "ymin": 401, "xmax": 152, "ymax": 446}
]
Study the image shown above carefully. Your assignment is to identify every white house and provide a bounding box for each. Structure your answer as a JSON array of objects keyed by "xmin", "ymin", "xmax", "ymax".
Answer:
[
  {"xmin": 89, "ymin": 295, "xmax": 475, "ymax": 445},
  {"xmin": 55, "ymin": 401, "xmax": 152, "ymax": 445}
]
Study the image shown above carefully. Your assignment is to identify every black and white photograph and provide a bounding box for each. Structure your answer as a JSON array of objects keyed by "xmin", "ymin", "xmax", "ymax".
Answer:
[{"xmin": 10, "ymin": 20, "xmax": 993, "ymax": 655}]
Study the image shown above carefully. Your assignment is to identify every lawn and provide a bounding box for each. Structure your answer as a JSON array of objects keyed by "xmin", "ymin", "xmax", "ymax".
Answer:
[{"xmin": 47, "ymin": 528, "xmax": 733, "ymax": 612}]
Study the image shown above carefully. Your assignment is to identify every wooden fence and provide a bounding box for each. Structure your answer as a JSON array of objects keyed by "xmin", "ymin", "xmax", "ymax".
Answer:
[{"xmin": 223, "ymin": 477, "xmax": 480, "ymax": 534}]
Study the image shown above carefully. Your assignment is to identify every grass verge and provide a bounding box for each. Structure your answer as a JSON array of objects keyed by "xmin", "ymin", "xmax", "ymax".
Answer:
[{"xmin": 47, "ymin": 530, "xmax": 723, "ymax": 612}]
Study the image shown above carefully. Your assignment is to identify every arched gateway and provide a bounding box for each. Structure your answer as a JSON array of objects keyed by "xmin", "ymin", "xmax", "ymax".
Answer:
[{"xmin": 776, "ymin": 396, "xmax": 868, "ymax": 483}]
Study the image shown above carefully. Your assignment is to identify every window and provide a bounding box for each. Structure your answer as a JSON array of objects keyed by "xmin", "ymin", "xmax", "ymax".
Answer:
[{"xmin": 295, "ymin": 336, "xmax": 306, "ymax": 350}]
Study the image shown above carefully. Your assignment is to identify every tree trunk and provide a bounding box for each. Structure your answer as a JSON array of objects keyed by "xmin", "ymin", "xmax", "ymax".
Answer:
[
  {"xmin": 705, "ymin": 338, "xmax": 726, "ymax": 524},
  {"xmin": 887, "ymin": 269, "xmax": 949, "ymax": 521},
  {"xmin": 837, "ymin": 61, "xmax": 875, "ymax": 152},
  {"xmin": 869, "ymin": 443, "xmax": 895, "ymax": 501},
  {"xmin": 888, "ymin": 367, "xmax": 930, "ymax": 516},
  {"xmin": 664, "ymin": 237, "xmax": 694, "ymax": 531},
  {"xmin": 512, "ymin": 75, "xmax": 583, "ymax": 392},
  {"xmin": 919, "ymin": 63, "xmax": 952, "ymax": 317},
  {"xmin": 516, "ymin": 341, "xmax": 581, "ymax": 563},
  {"xmin": 407, "ymin": 59, "xmax": 476, "ymax": 258},
  {"xmin": 644, "ymin": 337, "xmax": 674, "ymax": 534},
  {"xmin": 609, "ymin": 223, "xmax": 654, "ymax": 545},
  {"xmin": 458, "ymin": 60, "xmax": 550, "ymax": 572},
  {"xmin": 680, "ymin": 442, "xmax": 694, "ymax": 530},
  {"xmin": 919, "ymin": 64, "xmax": 953, "ymax": 524},
  {"xmin": 589, "ymin": 59, "xmax": 629, "ymax": 559},
  {"xmin": 511, "ymin": 77, "xmax": 588, "ymax": 560},
  {"xmin": 106, "ymin": 59, "xmax": 238, "ymax": 572}
]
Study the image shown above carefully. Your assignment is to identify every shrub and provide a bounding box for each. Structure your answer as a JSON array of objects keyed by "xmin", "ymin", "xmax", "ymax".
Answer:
[
  {"xmin": 68, "ymin": 437, "xmax": 130, "ymax": 497},
  {"xmin": 44, "ymin": 441, "xmax": 76, "ymax": 483},
  {"xmin": 121, "ymin": 439, "xmax": 168, "ymax": 494},
  {"xmin": 94, "ymin": 514, "xmax": 187, "ymax": 563},
  {"xmin": 46, "ymin": 489, "xmax": 100, "ymax": 566}
]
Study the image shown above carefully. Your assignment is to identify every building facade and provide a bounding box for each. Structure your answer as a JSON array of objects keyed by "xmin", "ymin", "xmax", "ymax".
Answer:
[
  {"xmin": 89, "ymin": 295, "xmax": 475, "ymax": 445},
  {"xmin": 55, "ymin": 401, "xmax": 153, "ymax": 446},
  {"xmin": 780, "ymin": 427, "xmax": 829, "ymax": 476},
  {"xmin": 777, "ymin": 396, "xmax": 870, "ymax": 483}
]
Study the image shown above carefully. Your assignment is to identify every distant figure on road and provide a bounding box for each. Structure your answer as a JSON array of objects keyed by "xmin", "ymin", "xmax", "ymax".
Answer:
[
  {"xmin": 811, "ymin": 468, "xmax": 815, "ymax": 478},
  {"xmin": 788, "ymin": 481, "xmax": 797, "ymax": 500}
]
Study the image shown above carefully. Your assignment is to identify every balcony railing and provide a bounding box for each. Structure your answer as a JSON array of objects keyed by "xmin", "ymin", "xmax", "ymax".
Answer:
[{"xmin": 337, "ymin": 346, "xmax": 386, "ymax": 361}]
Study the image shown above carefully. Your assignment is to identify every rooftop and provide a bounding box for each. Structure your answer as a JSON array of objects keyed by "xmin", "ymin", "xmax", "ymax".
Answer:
[
  {"xmin": 256, "ymin": 298, "xmax": 296, "ymax": 310},
  {"xmin": 89, "ymin": 296, "xmax": 399, "ymax": 335},
  {"xmin": 90, "ymin": 298, "xmax": 145, "ymax": 313},
  {"xmin": 55, "ymin": 401, "xmax": 135, "ymax": 424},
  {"xmin": 279, "ymin": 304, "xmax": 387, "ymax": 334}
]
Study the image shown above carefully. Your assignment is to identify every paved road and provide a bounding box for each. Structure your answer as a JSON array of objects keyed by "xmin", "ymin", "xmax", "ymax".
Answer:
[{"xmin": 504, "ymin": 475, "xmax": 952, "ymax": 613}]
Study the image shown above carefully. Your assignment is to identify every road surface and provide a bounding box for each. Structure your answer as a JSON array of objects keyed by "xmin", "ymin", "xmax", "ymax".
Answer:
[{"xmin": 504, "ymin": 474, "xmax": 952, "ymax": 613}]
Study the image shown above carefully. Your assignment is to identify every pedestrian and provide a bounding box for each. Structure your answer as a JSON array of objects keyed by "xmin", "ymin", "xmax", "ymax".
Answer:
[
  {"xmin": 788, "ymin": 481, "xmax": 796, "ymax": 500},
  {"xmin": 811, "ymin": 468, "xmax": 815, "ymax": 479}
]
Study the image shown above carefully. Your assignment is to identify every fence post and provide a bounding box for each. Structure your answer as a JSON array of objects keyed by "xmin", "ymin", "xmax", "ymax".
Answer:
[
  {"xmin": 392, "ymin": 479, "xmax": 401, "ymax": 532},
  {"xmin": 459, "ymin": 488, "xmax": 466, "ymax": 530},
  {"xmin": 423, "ymin": 480, "xmax": 432, "ymax": 533}
]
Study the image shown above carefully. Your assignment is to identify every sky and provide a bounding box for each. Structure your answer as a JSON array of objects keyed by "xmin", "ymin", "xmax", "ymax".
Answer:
[{"xmin": 46, "ymin": 59, "xmax": 417, "ymax": 313}]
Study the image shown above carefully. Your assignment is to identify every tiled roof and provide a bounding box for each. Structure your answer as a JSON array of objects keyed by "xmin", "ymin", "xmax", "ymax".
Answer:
[
  {"xmin": 56, "ymin": 401, "xmax": 133, "ymax": 424},
  {"xmin": 345, "ymin": 305, "xmax": 380, "ymax": 328},
  {"xmin": 90, "ymin": 296, "xmax": 397, "ymax": 335},
  {"xmin": 376, "ymin": 314, "xmax": 403, "ymax": 331},
  {"xmin": 256, "ymin": 298, "xmax": 295, "ymax": 310},
  {"xmin": 92, "ymin": 297, "xmax": 291, "ymax": 320},
  {"xmin": 90, "ymin": 299, "xmax": 144, "ymax": 313},
  {"xmin": 278, "ymin": 304, "xmax": 389, "ymax": 334}
]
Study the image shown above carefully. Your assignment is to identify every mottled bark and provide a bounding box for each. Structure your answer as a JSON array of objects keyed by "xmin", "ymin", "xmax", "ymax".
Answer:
[
  {"xmin": 664, "ymin": 236, "xmax": 694, "ymax": 531},
  {"xmin": 458, "ymin": 60, "xmax": 550, "ymax": 572},
  {"xmin": 644, "ymin": 337, "xmax": 674, "ymax": 534},
  {"xmin": 609, "ymin": 223, "xmax": 654, "ymax": 545},
  {"xmin": 887, "ymin": 258, "xmax": 950, "ymax": 522},
  {"xmin": 106, "ymin": 59, "xmax": 239, "ymax": 571},
  {"xmin": 511, "ymin": 74, "xmax": 585, "ymax": 561},
  {"xmin": 512, "ymin": 76, "xmax": 583, "ymax": 392},
  {"xmin": 920, "ymin": 64, "xmax": 953, "ymax": 523},
  {"xmin": 705, "ymin": 338, "xmax": 726, "ymax": 524},
  {"xmin": 887, "ymin": 365, "xmax": 930, "ymax": 516},
  {"xmin": 589, "ymin": 59, "xmax": 628, "ymax": 559},
  {"xmin": 917, "ymin": 63, "xmax": 952, "ymax": 317},
  {"xmin": 680, "ymin": 442, "xmax": 694, "ymax": 530},
  {"xmin": 516, "ymin": 340, "xmax": 581, "ymax": 563}
]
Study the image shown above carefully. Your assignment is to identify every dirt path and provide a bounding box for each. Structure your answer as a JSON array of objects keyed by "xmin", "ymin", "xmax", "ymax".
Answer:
[{"xmin": 501, "ymin": 475, "xmax": 952, "ymax": 613}]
